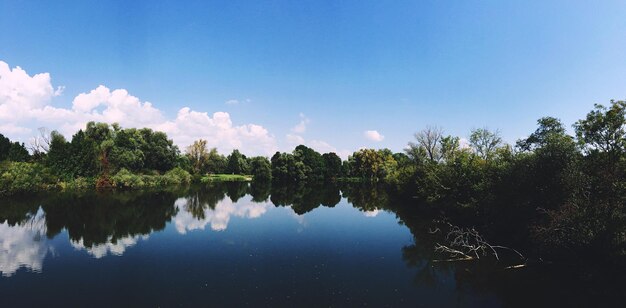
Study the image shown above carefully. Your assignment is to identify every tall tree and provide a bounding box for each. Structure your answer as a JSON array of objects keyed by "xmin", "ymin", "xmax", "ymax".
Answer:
[
  {"xmin": 186, "ymin": 139, "xmax": 210, "ymax": 175},
  {"xmin": 0, "ymin": 134, "xmax": 11, "ymax": 161},
  {"xmin": 574, "ymin": 100, "xmax": 626, "ymax": 163},
  {"xmin": 249, "ymin": 156, "xmax": 272, "ymax": 181},
  {"xmin": 322, "ymin": 152, "xmax": 342, "ymax": 180},
  {"xmin": 469, "ymin": 127, "xmax": 502, "ymax": 160},
  {"xmin": 7, "ymin": 142, "xmax": 30, "ymax": 162},
  {"xmin": 407, "ymin": 126, "xmax": 443, "ymax": 162}
]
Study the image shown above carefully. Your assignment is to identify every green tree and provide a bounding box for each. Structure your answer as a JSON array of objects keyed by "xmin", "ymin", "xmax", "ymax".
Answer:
[
  {"xmin": 322, "ymin": 152, "xmax": 342, "ymax": 180},
  {"xmin": 469, "ymin": 128, "xmax": 502, "ymax": 160},
  {"xmin": 8, "ymin": 142, "xmax": 29, "ymax": 162},
  {"xmin": 249, "ymin": 156, "xmax": 272, "ymax": 181},
  {"xmin": 206, "ymin": 148, "xmax": 227, "ymax": 174},
  {"xmin": 271, "ymin": 152, "xmax": 307, "ymax": 182},
  {"xmin": 186, "ymin": 139, "xmax": 210, "ymax": 175},
  {"xmin": 293, "ymin": 145, "xmax": 325, "ymax": 181},
  {"xmin": 46, "ymin": 131, "xmax": 72, "ymax": 178},
  {"xmin": 69, "ymin": 130, "xmax": 99, "ymax": 177},
  {"xmin": 139, "ymin": 129, "xmax": 179, "ymax": 172},
  {"xmin": 407, "ymin": 126, "xmax": 443, "ymax": 162},
  {"xmin": 0, "ymin": 134, "xmax": 10, "ymax": 161},
  {"xmin": 574, "ymin": 100, "xmax": 626, "ymax": 164},
  {"xmin": 226, "ymin": 149, "xmax": 246, "ymax": 174}
]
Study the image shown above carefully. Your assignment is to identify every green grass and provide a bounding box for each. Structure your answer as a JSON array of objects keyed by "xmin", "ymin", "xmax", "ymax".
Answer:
[{"xmin": 201, "ymin": 174, "xmax": 253, "ymax": 182}]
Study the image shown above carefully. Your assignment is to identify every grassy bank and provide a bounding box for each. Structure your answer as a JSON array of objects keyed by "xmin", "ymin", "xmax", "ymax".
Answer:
[
  {"xmin": 0, "ymin": 162, "xmax": 193, "ymax": 196},
  {"xmin": 201, "ymin": 174, "xmax": 253, "ymax": 182}
]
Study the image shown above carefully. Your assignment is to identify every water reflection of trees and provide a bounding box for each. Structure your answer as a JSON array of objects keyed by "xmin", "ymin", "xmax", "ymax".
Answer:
[
  {"xmin": 340, "ymin": 183, "xmax": 391, "ymax": 213},
  {"xmin": 270, "ymin": 182, "xmax": 341, "ymax": 215},
  {"xmin": 0, "ymin": 195, "xmax": 41, "ymax": 226},
  {"xmin": 41, "ymin": 190, "xmax": 179, "ymax": 248}
]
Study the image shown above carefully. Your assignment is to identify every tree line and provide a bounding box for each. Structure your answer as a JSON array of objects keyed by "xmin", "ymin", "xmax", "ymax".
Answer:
[{"xmin": 1, "ymin": 100, "xmax": 625, "ymax": 261}]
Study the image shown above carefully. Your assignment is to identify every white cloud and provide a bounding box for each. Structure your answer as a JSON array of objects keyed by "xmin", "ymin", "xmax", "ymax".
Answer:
[
  {"xmin": 364, "ymin": 130, "xmax": 385, "ymax": 142},
  {"xmin": 225, "ymin": 98, "xmax": 251, "ymax": 105},
  {"xmin": 459, "ymin": 137, "xmax": 471, "ymax": 149},
  {"xmin": 0, "ymin": 60, "xmax": 277, "ymax": 156},
  {"xmin": 291, "ymin": 113, "xmax": 310, "ymax": 134},
  {"xmin": 284, "ymin": 133, "xmax": 351, "ymax": 160},
  {"xmin": 0, "ymin": 61, "xmax": 62, "ymax": 123},
  {"xmin": 286, "ymin": 133, "xmax": 305, "ymax": 145}
]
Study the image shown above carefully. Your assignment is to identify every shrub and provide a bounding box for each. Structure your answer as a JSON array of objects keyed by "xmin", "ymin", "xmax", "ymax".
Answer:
[
  {"xmin": 110, "ymin": 168, "xmax": 144, "ymax": 189},
  {"xmin": 164, "ymin": 167, "xmax": 192, "ymax": 185},
  {"xmin": 0, "ymin": 162, "xmax": 51, "ymax": 195}
]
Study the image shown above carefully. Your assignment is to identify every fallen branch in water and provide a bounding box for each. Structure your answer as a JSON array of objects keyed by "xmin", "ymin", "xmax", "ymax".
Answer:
[{"xmin": 432, "ymin": 222, "xmax": 526, "ymax": 266}]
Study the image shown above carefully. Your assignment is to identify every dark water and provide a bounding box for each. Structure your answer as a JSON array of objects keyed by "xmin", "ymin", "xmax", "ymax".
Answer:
[{"xmin": 0, "ymin": 183, "xmax": 623, "ymax": 307}]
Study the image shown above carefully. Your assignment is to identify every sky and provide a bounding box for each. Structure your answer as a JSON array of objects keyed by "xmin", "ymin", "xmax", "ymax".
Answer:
[{"xmin": 1, "ymin": 0, "xmax": 626, "ymax": 158}]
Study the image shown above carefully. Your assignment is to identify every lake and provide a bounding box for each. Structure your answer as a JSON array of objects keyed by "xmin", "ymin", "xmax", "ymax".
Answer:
[{"xmin": 0, "ymin": 183, "xmax": 623, "ymax": 307}]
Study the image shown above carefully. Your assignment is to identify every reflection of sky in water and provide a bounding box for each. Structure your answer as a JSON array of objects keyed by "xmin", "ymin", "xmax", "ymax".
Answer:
[
  {"xmin": 0, "ymin": 208, "xmax": 50, "ymax": 277},
  {"xmin": 70, "ymin": 235, "xmax": 149, "ymax": 259},
  {"xmin": 173, "ymin": 195, "xmax": 274, "ymax": 233},
  {"xmin": 363, "ymin": 209, "xmax": 380, "ymax": 217}
]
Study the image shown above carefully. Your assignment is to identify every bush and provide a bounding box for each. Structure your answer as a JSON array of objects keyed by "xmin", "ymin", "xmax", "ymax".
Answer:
[
  {"xmin": 110, "ymin": 168, "xmax": 144, "ymax": 189},
  {"xmin": 0, "ymin": 162, "xmax": 54, "ymax": 195},
  {"xmin": 164, "ymin": 167, "xmax": 192, "ymax": 185}
]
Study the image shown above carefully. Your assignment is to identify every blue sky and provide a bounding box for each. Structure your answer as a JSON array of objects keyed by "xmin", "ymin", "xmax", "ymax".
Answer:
[{"xmin": 1, "ymin": 0, "xmax": 626, "ymax": 156}]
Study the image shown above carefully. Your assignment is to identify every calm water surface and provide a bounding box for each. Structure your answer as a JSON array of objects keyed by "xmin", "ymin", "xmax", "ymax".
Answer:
[{"xmin": 0, "ymin": 183, "xmax": 623, "ymax": 307}]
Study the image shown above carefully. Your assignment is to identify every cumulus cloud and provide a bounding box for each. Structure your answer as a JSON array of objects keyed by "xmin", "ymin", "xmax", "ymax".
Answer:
[
  {"xmin": 0, "ymin": 60, "xmax": 277, "ymax": 155},
  {"xmin": 286, "ymin": 133, "xmax": 305, "ymax": 145},
  {"xmin": 364, "ymin": 130, "xmax": 385, "ymax": 142},
  {"xmin": 291, "ymin": 113, "xmax": 310, "ymax": 134}
]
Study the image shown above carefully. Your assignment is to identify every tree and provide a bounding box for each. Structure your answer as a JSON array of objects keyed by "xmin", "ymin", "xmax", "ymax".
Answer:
[
  {"xmin": 271, "ymin": 152, "xmax": 307, "ymax": 182},
  {"xmin": 46, "ymin": 131, "xmax": 71, "ymax": 177},
  {"xmin": 249, "ymin": 156, "xmax": 272, "ymax": 181},
  {"xmin": 7, "ymin": 142, "xmax": 29, "ymax": 162},
  {"xmin": 407, "ymin": 126, "xmax": 443, "ymax": 162},
  {"xmin": 226, "ymin": 149, "xmax": 246, "ymax": 174},
  {"xmin": 206, "ymin": 148, "xmax": 227, "ymax": 174},
  {"xmin": 186, "ymin": 139, "xmax": 210, "ymax": 175},
  {"xmin": 294, "ymin": 145, "xmax": 324, "ymax": 181},
  {"xmin": 574, "ymin": 100, "xmax": 626, "ymax": 163},
  {"xmin": 85, "ymin": 122, "xmax": 115, "ymax": 177},
  {"xmin": 351, "ymin": 149, "xmax": 396, "ymax": 181},
  {"xmin": 0, "ymin": 134, "xmax": 11, "ymax": 161},
  {"xmin": 322, "ymin": 152, "xmax": 342, "ymax": 180},
  {"xmin": 517, "ymin": 117, "xmax": 568, "ymax": 152},
  {"xmin": 440, "ymin": 135, "xmax": 461, "ymax": 162},
  {"xmin": 469, "ymin": 128, "xmax": 502, "ymax": 160},
  {"xmin": 28, "ymin": 127, "xmax": 52, "ymax": 158},
  {"xmin": 139, "ymin": 129, "xmax": 179, "ymax": 172},
  {"xmin": 69, "ymin": 130, "xmax": 99, "ymax": 177}
]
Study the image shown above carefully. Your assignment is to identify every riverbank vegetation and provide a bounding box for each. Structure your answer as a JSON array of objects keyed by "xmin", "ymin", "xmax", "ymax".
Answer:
[{"xmin": 1, "ymin": 100, "xmax": 625, "ymax": 265}]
